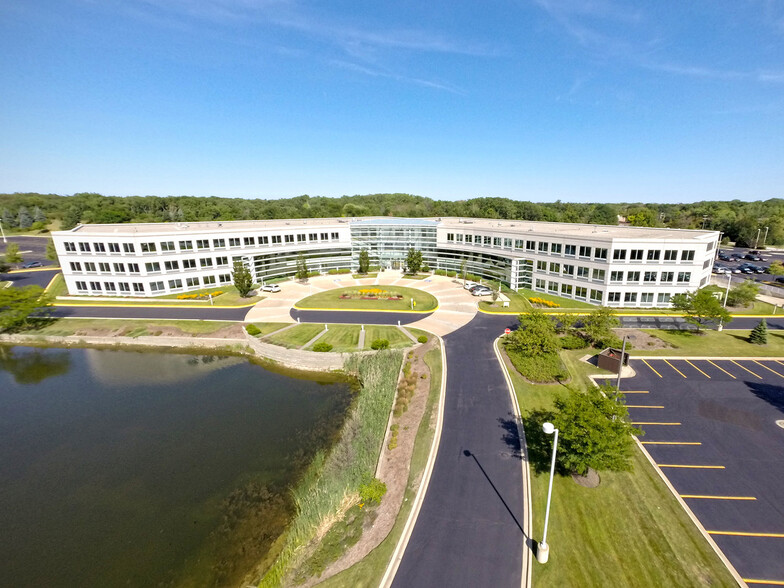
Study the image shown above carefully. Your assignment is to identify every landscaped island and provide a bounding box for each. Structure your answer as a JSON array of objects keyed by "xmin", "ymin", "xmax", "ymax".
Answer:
[{"xmin": 295, "ymin": 286, "xmax": 438, "ymax": 312}]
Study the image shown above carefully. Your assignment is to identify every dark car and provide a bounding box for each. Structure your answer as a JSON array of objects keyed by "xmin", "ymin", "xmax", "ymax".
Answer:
[
  {"xmin": 738, "ymin": 264, "xmax": 756, "ymax": 274},
  {"xmin": 718, "ymin": 252, "xmax": 732, "ymax": 261},
  {"xmin": 745, "ymin": 253, "xmax": 763, "ymax": 261},
  {"xmin": 21, "ymin": 261, "xmax": 43, "ymax": 268},
  {"xmin": 776, "ymin": 277, "xmax": 784, "ymax": 284}
]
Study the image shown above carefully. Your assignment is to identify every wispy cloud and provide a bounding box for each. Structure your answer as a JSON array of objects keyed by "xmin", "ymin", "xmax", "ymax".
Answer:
[{"xmin": 329, "ymin": 59, "xmax": 465, "ymax": 94}]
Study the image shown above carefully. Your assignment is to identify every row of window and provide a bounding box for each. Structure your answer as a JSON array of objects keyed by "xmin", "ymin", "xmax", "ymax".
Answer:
[
  {"xmin": 73, "ymin": 273, "xmax": 232, "ymax": 294},
  {"xmin": 443, "ymin": 233, "xmax": 697, "ymax": 263},
  {"xmin": 607, "ymin": 292, "xmax": 672, "ymax": 304},
  {"xmin": 608, "ymin": 270, "xmax": 691, "ymax": 284},
  {"xmin": 69, "ymin": 256, "xmax": 240, "ymax": 275},
  {"xmin": 63, "ymin": 232, "xmax": 342, "ymax": 255},
  {"xmin": 533, "ymin": 262, "xmax": 692, "ymax": 285},
  {"xmin": 533, "ymin": 279, "xmax": 604, "ymax": 302}
]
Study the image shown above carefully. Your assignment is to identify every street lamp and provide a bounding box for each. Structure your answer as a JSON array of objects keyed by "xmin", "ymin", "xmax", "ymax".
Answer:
[
  {"xmin": 755, "ymin": 228, "xmax": 762, "ymax": 249},
  {"xmin": 723, "ymin": 273, "xmax": 732, "ymax": 308},
  {"xmin": 537, "ymin": 421, "xmax": 560, "ymax": 564},
  {"xmin": 0, "ymin": 219, "xmax": 6, "ymax": 243},
  {"xmin": 762, "ymin": 227, "xmax": 770, "ymax": 248}
]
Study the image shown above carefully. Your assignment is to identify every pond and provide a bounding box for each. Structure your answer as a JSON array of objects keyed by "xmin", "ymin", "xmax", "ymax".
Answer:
[{"xmin": 0, "ymin": 345, "xmax": 353, "ymax": 587}]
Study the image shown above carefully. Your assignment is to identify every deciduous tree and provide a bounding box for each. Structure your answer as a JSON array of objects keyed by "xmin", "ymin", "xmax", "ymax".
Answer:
[
  {"xmin": 726, "ymin": 280, "xmax": 760, "ymax": 308},
  {"xmin": 0, "ymin": 286, "xmax": 52, "ymax": 333},
  {"xmin": 671, "ymin": 288, "xmax": 731, "ymax": 332},
  {"xmin": 232, "ymin": 260, "xmax": 254, "ymax": 297},
  {"xmin": 358, "ymin": 249, "xmax": 370, "ymax": 274},
  {"xmin": 405, "ymin": 248, "xmax": 422, "ymax": 274}
]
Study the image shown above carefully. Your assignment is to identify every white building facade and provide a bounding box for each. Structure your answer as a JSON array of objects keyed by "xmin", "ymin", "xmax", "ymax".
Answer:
[{"xmin": 52, "ymin": 217, "xmax": 719, "ymax": 308}]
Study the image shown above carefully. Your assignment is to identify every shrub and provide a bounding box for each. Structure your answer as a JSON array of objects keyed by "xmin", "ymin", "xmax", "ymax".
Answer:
[
  {"xmin": 559, "ymin": 334, "xmax": 588, "ymax": 349},
  {"xmin": 245, "ymin": 324, "xmax": 261, "ymax": 336},
  {"xmin": 417, "ymin": 335, "xmax": 428, "ymax": 343},
  {"xmin": 727, "ymin": 280, "xmax": 760, "ymax": 308},
  {"xmin": 358, "ymin": 476, "xmax": 387, "ymax": 504},
  {"xmin": 312, "ymin": 342, "xmax": 333, "ymax": 352},
  {"xmin": 370, "ymin": 338, "xmax": 390, "ymax": 350},
  {"xmin": 506, "ymin": 348, "xmax": 568, "ymax": 383}
]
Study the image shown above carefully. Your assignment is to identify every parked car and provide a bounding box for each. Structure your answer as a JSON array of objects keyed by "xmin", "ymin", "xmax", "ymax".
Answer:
[
  {"xmin": 463, "ymin": 280, "xmax": 480, "ymax": 290},
  {"xmin": 745, "ymin": 253, "xmax": 764, "ymax": 261},
  {"xmin": 738, "ymin": 264, "xmax": 756, "ymax": 274},
  {"xmin": 260, "ymin": 284, "xmax": 281, "ymax": 293},
  {"xmin": 470, "ymin": 286, "xmax": 493, "ymax": 296},
  {"xmin": 21, "ymin": 261, "xmax": 43, "ymax": 268},
  {"xmin": 776, "ymin": 277, "xmax": 784, "ymax": 284},
  {"xmin": 712, "ymin": 265, "xmax": 728, "ymax": 274},
  {"xmin": 718, "ymin": 252, "xmax": 732, "ymax": 261}
]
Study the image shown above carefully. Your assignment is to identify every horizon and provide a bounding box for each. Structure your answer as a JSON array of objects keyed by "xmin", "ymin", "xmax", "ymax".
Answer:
[{"xmin": 1, "ymin": 1, "xmax": 782, "ymax": 202}]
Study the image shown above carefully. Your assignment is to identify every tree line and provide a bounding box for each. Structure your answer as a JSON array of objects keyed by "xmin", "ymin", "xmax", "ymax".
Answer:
[{"xmin": 2, "ymin": 192, "xmax": 784, "ymax": 246}]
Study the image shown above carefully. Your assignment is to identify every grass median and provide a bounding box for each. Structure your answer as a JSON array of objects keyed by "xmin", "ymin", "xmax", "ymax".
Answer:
[
  {"xmin": 20, "ymin": 317, "xmax": 238, "ymax": 337},
  {"xmin": 500, "ymin": 347, "xmax": 736, "ymax": 587},
  {"xmin": 295, "ymin": 286, "xmax": 437, "ymax": 312},
  {"xmin": 635, "ymin": 328, "xmax": 784, "ymax": 356}
]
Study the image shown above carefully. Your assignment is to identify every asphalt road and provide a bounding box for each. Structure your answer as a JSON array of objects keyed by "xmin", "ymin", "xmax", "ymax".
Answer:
[
  {"xmin": 290, "ymin": 309, "xmax": 430, "ymax": 325},
  {"xmin": 619, "ymin": 358, "xmax": 784, "ymax": 584},
  {"xmin": 4, "ymin": 268, "xmax": 59, "ymax": 289},
  {"xmin": 49, "ymin": 305, "xmax": 249, "ymax": 321},
  {"xmin": 1, "ymin": 235, "xmax": 54, "ymax": 268},
  {"xmin": 392, "ymin": 313, "xmax": 527, "ymax": 588}
]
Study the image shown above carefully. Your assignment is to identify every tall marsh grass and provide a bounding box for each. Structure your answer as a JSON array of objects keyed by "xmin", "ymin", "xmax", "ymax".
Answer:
[{"xmin": 258, "ymin": 349, "xmax": 403, "ymax": 587}]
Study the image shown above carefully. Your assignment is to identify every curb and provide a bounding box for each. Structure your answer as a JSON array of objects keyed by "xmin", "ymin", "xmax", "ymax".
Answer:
[
  {"xmin": 380, "ymin": 333, "xmax": 448, "ymax": 588},
  {"xmin": 293, "ymin": 304, "xmax": 438, "ymax": 314},
  {"xmin": 7, "ymin": 267, "xmax": 60, "ymax": 274},
  {"xmin": 494, "ymin": 336, "xmax": 533, "ymax": 588},
  {"xmin": 52, "ymin": 301, "xmax": 258, "ymax": 309}
]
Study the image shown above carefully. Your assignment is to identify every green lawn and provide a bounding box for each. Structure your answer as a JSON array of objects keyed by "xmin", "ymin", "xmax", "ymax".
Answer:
[
  {"xmin": 296, "ymin": 286, "xmax": 437, "ymax": 312},
  {"xmin": 44, "ymin": 272, "xmax": 67, "ymax": 296},
  {"xmin": 635, "ymin": 328, "xmax": 784, "ymax": 356},
  {"xmin": 363, "ymin": 326, "xmax": 412, "ymax": 349},
  {"xmin": 317, "ymin": 345, "xmax": 443, "ymax": 588},
  {"xmin": 481, "ymin": 286, "xmax": 596, "ymax": 313},
  {"xmin": 22, "ymin": 318, "xmax": 237, "ymax": 337},
  {"xmin": 405, "ymin": 327, "xmax": 432, "ymax": 342},
  {"xmin": 352, "ymin": 273, "xmax": 378, "ymax": 279},
  {"xmin": 156, "ymin": 284, "xmax": 262, "ymax": 305},
  {"xmin": 265, "ymin": 323, "xmax": 326, "ymax": 348},
  {"xmin": 502, "ymin": 350, "xmax": 737, "ymax": 588},
  {"xmin": 310, "ymin": 325, "xmax": 361, "ymax": 352}
]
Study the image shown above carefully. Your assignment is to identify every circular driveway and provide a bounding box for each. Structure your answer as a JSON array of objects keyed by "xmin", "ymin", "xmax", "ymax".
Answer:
[{"xmin": 243, "ymin": 272, "xmax": 480, "ymax": 336}]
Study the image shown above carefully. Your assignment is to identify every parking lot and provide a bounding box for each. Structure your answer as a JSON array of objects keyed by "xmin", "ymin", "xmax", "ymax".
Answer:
[{"xmin": 618, "ymin": 358, "xmax": 784, "ymax": 585}]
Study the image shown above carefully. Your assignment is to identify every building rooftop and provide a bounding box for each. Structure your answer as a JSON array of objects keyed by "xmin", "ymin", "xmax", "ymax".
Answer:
[{"xmin": 57, "ymin": 216, "xmax": 718, "ymax": 241}]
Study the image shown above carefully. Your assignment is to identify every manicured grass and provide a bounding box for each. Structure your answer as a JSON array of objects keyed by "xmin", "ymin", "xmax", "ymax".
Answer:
[
  {"xmin": 296, "ymin": 286, "xmax": 437, "ymax": 312},
  {"xmin": 363, "ymin": 326, "xmax": 412, "ymax": 349},
  {"xmin": 265, "ymin": 323, "xmax": 325, "ymax": 348},
  {"xmin": 44, "ymin": 272, "xmax": 67, "ymax": 296},
  {"xmin": 317, "ymin": 345, "xmax": 443, "ymax": 588},
  {"xmin": 502, "ymin": 350, "xmax": 737, "ymax": 588},
  {"xmin": 481, "ymin": 286, "xmax": 596, "ymax": 313},
  {"xmin": 55, "ymin": 283, "xmax": 261, "ymax": 306},
  {"xmin": 635, "ymin": 328, "xmax": 784, "ymax": 356},
  {"xmin": 352, "ymin": 273, "xmax": 378, "ymax": 279},
  {"xmin": 310, "ymin": 325, "xmax": 361, "ymax": 352},
  {"xmin": 401, "ymin": 274, "xmax": 428, "ymax": 280},
  {"xmin": 405, "ymin": 327, "xmax": 432, "ymax": 342},
  {"xmin": 249, "ymin": 323, "xmax": 291, "ymax": 337},
  {"xmin": 22, "ymin": 318, "xmax": 237, "ymax": 337}
]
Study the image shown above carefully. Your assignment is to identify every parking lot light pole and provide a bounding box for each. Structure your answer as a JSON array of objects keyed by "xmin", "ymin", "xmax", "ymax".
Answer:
[
  {"xmin": 723, "ymin": 273, "xmax": 732, "ymax": 308},
  {"xmin": 762, "ymin": 227, "xmax": 769, "ymax": 248},
  {"xmin": 0, "ymin": 219, "xmax": 6, "ymax": 243},
  {"xmin": 537, "ymin": 422, "xmax": 559, "ymax": 564}
]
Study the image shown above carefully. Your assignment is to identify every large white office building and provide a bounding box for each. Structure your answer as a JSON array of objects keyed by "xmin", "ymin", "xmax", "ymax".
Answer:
[{"xmin": 52, "ymin": 217, "xmax": 719, "ymax": 308}]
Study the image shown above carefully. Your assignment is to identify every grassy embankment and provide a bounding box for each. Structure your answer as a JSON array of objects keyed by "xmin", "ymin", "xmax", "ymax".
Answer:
[
  {"xmin": 500, "ymin": 346, "xmax": 737, "ymax": 587},
  {"xmin": 481, "ymin": 285, "xmax": 776, "ymax": 315},
  {"xmin": 635, "ymin": 328, "xmax": 784, "ymax": 356},
  {"xmin": 20, "ymin": 317, "xmax": 237, "ymax": 337},
  {"xmin": 48, "ymin": 274, "xmax": 261, "ymax": 306},
  {"xmin": 317, "ymin": 345, "xmax": 442, "ymax": 588},
  {"xmin": 258, "ymin": 350, "xmax": 404, "ymax": 588},
  {"xmin": 295, "ymin": 286, "xmax": 437, "ymax": 312}
]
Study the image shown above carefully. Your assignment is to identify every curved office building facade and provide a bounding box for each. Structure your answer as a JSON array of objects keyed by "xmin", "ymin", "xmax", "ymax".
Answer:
[{"xmin": 52, "ymin": 217, "xmax": 719, "ymax": 308}]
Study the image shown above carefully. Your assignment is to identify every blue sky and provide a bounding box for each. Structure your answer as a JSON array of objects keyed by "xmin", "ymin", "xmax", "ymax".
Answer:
[{"xmin": 1, "ymin": 0, "xmax": 782, "ymax": 202}]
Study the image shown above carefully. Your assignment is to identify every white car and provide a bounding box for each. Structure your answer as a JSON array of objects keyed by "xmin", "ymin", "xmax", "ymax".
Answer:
[
  {"xmin": 260, "ymin": 284, "xmax": 281, "ymax": 293},
  {"xmin": 471, "ymin": 286, "xmax": 492, "ymax": 296},
  {"xmin": 464, "ymin": 281, "xmax": 480, "ymax": 290}
]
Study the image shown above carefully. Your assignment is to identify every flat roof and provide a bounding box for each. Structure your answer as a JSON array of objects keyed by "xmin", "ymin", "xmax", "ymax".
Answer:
[
  {"xmin": 436, "ymin": 218, "xmax": 718, "ymax": 241},
  {"xmin": 57, "ymin": 216, "xmax": 718, "ymax": 241}
]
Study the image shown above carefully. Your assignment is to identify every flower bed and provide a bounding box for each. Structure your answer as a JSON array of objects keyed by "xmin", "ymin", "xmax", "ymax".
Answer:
[
  {"xmin": 176, "ymin": 290, "xmax": 224, "ymax": 300},
  {"xmin": 529, "ymin": 296, "xmax": 560, "ymax": 308},
  {"xmin": 338, "ymin": 288, "xmax": 403, "ymax": 301}
]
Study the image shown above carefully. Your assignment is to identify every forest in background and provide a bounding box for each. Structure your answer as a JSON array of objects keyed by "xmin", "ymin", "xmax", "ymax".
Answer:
[{"xmin": 2, "ymin": 192, "xmax": 784, "ymax": 247}]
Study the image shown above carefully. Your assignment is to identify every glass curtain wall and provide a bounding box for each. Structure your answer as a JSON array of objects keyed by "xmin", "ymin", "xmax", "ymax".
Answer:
[{"xmin": 351, "ymin": 219, "xmax": 438, "ymax": 270}]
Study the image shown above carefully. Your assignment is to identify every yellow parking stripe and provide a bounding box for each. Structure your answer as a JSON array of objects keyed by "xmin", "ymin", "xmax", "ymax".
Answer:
[
  {"xmin": 658, "ymin": 464, "xmax": 725, "ymax": 469},
  {"xmin": 731, "ymin": 360, "xmax": 763, "ymax": 379},
  {"xmin": 641, "ymin": 441, "xmax": 701, "ymax": 445},
  {"xmin": 708, "ymin": 360, "xmax": 736, "ymax": 379},
  {"xmin": 621, "ymin": 390, "xmax": 649, "ymax": 394},
  {"xmin": 626, "ymin": 405, "xmax": 664, "ymax": 408},
  {"xmin": 632, "ymin": 422, "xmax": 681, "ymax": 426},
  {"xmin": 664, "ymin": 359, "xmax": 687, "ymax": 378},
  {"xmin": 745, "ymin": 580, "xmax": 784, "ymax": 586},
  {"xmin": 685, "ymin": 360, "xmax": 711, "ymax": 378},
  {"xmin": 753, "ymin": 360, "xmax": 784, "ymax": 378},
  {"xmin": 680, "ymin": 495, "xmax": 756, "ymax": 501},
  {"xmin": 641, "ymin": 359, "xmax": 662, "ymax": 378},
  {"xmin": 709, "ymin": 531, "xmax": 784, "ymax": 538}
]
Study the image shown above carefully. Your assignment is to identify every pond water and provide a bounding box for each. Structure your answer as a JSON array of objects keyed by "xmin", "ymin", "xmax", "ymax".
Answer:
[{"xmin": 0, "ymin": 345, "xmax": 353, "ymax": 587}]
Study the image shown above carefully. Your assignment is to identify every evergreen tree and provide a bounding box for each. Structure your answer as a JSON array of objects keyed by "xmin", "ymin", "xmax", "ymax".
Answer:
[
  {"xmin": 61, "ymin": 206, "xmax": 82, "ymax": 230},
  {"xmin": 33, "ymin": 206, "xmax": 47, "ymax": 224},
  {"xmin": 231, "ymin": 260, "xmax": 253, "ymax": 297},
  {"xmin": 749, "ymin": 318, "xmax": 768, "ymax": 345},
  {"xmin": 3, "ymin": 242, "xmax": 23, "ymax": 265},
  {"xmin": 2, "ymin": 208, "xmax": 17, "ymax": 228},
  {"xmin": 358, "ymin": 249, "xmax": 370, "ymax": 274},
  {"xmin": 16, "ymin": 206, "xmax": 33, "ymax": 229}
]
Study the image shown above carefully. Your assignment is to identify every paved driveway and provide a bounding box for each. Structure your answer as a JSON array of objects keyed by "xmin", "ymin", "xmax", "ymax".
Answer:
[
  {"xmin": 619, "ymin": 358, "xmax": 784, "ymax": 586},
  {"xmin": 392, "ymin": 313, "xmax": 528, "ymax": 588}
]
